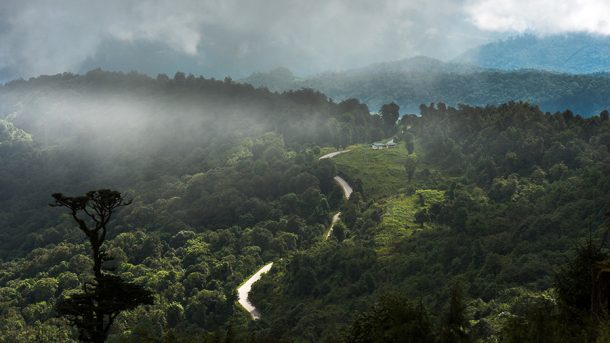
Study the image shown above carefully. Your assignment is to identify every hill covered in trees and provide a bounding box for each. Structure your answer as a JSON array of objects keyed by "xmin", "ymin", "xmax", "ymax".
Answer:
[
  {"xmin": 0, "ymin": 70, "xmax": 386, "ymax": 341},
  {"xmin": 455, "ymin": 33, "xmax": 610, "ymax": 74},
  {"xmin": 0, "ymin": 70, "xmax": 609, "ymax": 342},
  {"xmin": 250, "ymin": 102, "xmax": 610, "ymax": 342},
  {"xmin": 241, "ymin": 56, "xmax": 610, "ymax": 116}
]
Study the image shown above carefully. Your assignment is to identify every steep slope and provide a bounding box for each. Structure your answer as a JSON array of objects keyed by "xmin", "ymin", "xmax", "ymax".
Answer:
[{"xmin": 249, "ymin": 103, "xmax": 610, "ymax": 342}]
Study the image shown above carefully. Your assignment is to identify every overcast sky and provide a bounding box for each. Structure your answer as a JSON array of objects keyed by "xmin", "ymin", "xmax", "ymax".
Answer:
[{"xmin": 1, "ymin": 0, "xmax": 609, "ymax": 81}]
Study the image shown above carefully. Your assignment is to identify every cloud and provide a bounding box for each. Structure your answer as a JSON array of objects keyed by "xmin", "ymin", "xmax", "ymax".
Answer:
[
  {"xmin": 466, "ymin": 0, "xmax": 610, "ymax": 35},
  {"xmin": 0, "ymin": 0, "xmax": 207, "ymax": 79},
  {"xmin": 0, "ymin": 0, "xmax": 489, "ymax": 80}
]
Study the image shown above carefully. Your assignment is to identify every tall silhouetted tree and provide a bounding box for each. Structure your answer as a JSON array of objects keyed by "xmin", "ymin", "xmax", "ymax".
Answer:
[
  {"xmin": 415, "ymin": 209, "xmax": 428, "ymax": 228},
  {"xmin": 380, "ymin": 102, "xmax": 400, "ymax": 136},
  {"xmin": 440, "ymin": 283, "xmax": 471, "ymax": 343},
  {"xmin": 404, "ymin": 132, "xmax": 415, "ymax": 154},
  {"xmin": 404, "ymin": 155, "xmax": 417, "ymax": 182},
  {"xmin": 51, "ymin": 189, "xmax": 153, "ymax": 343},
  {"xmin": 555, "ymin": 239, "xmax": 607, "ymax": 319},
  {"xmin": 332, "ymin": 221, "xmax": 347, "ymax": 242}
]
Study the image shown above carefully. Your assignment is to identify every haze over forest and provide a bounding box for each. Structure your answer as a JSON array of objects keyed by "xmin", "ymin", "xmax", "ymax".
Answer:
[{"xmin": 1, "ymin": 1, "xmax": 610, "ymax": 342}]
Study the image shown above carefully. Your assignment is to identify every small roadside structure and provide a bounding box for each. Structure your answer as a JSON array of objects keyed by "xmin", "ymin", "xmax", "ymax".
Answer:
[
  {"xmin": 371, "ymin": 139, "xmax": 397, "ymax": 149},
  {"xmin": 371, "ymin": 142, "xmax": 386, "ymax": 149}
]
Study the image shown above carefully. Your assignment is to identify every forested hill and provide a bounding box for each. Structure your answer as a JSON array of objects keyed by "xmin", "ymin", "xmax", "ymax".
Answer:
[
  {"xmin": 0, "ymin": 70, "xmax": 389, "ymax": 340},
  {"xmin": 250, "ymin": 102, "xmax": 610, "ymax": 342},
  {"xmin": 241, "ymin": 56, "xmax": 610, "ymax": 116},
  {"xmin": 455, "ymin": 33, "xmax": 610, "ymax": 74},
  {"xmin": 1, "ymin": 70, "xmax": 610, "ymax": 342},
  {"xmin": 0, "ymin": 70, "xmax": 390, "ymax": 257}
]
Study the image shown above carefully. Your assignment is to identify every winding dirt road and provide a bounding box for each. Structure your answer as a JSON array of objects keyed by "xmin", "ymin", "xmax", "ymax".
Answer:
[
  {"xmin": 237, "ymin": 149, "xmax": 353, "ymax": 320},
  {"xmin": 237, "ymin": 262, "xmax": 273, "ymax": 320},
  {"xmin": 318, "ymin": 149, "xmax": 351, "ymax": 160},
  {"xmin": 334, "ymin": 176, "xmax": 353, "ymax": 199},
  {"xmin": 325, "ymin": 212, "xmax": 342, "ymax": 240},
  {"xmin": 320, "ymin": 150, "xmax": 352, "ymax": 240}
]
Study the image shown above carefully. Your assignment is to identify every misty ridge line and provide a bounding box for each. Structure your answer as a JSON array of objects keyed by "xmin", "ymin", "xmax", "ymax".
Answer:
[
  {"xmin": 2, "ymin": 59, "xmax": 609, "ymax": 153},
  {"xmin": 2, "ymin": 64, "xmax": 609, "ymax": 165},
  {"xmin": 0, "ymin": 69, "xmax": 378, "ymax": 165},
  {"xmin": 241, "ymin": 57, "xmax": 610, "ymax": 116}
]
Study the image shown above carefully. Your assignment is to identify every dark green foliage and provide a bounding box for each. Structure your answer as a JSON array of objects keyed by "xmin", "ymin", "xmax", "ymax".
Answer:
[
  {"xmin": 331, "ymin": 222, "xmax": 347, "ymax": 243},
  {"xmin": 499, "ymin": 297, "xmax": 566, "ymax": 343},
  {"xmin": 55, "ymin": 275, "xmax": 153, "ymax": 343},
  {"xmin": 555, "ymin": 241, "xmax": 607, "ymax": 319},
  {"xmin": 51, "ymin": 190, "xmax": 153, "ymax": 342},
  {"xmin": 0, "ymin": 71, "xmax": 362, "ymax": 341},
  {"xmin": 439, "ymin": 283, "xmax": 471, "ymax": 343},
  {"xmin": 403, "ymin": 132, "xmax": 415, "ymax": 155},
  {"xmin": 253, "ymin": 102, "xmax": 610, "ymax": 342},
  {"xmin": 404, "ymin": 155, "xmax": 417, "ymax": 182},
  {"xmin": 414, "ymin": 209, "xmax": 428, "ymax": 228},
  {"xmin": 499, "ymin": 241, "xmax": 610, "ymax": 343},
  {"xmin": 380, "ymin": 102, "xmax": 400, "ymax": 136},
  {"xmin": 1, "ymin": 71, "xmax": 610, "ymax": 342},
  {"xmin": 345, "ymin": 293, "xmax": 435, "ymax": 343}
]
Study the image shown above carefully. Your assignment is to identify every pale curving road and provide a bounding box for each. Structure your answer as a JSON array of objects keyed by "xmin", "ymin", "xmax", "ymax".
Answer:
[
  {"xmin": 319, "ymin": 149, "xmax": 351, "ymax": 160},
  {"xmin": 334, "ymin": 176, "xmax": 353, "ymax": 199},
  {"xmin": 325, "ymin": 212, "xmax": 342, "ymax": 240},
  {"xmin": 237, "ymin": 262, "xmax": 274, "ymax": 320},
  {"xmin": 237, "ymin": 149, "xmax": 354, "ymax": 320}
]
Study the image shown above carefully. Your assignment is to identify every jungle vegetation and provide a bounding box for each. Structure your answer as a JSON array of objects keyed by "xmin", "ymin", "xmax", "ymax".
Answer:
[{"xmin": 0, "ymin": 71, "xmax": 609, "ymax": 342}]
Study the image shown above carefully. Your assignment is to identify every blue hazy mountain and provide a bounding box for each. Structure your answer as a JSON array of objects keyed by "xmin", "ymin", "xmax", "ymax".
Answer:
[
  {"xmin": 241, "ymin": 56, "xmax": 610, "ymax": 116},
  {"xmin": 455, "ymin": 33, "xmax": 610, "ymax": 74}
]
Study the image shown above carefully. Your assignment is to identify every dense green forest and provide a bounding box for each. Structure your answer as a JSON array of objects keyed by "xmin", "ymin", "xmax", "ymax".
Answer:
[
  {"xmin": 241, "ymin": 56, "xmax": 610, "ymax": 116},
  {"xmin": 1, "ymin": 70, "xmax": 609, "ymax": 342},
  {"xmin": 250, "ymin": 102, "xmax": 610, "ymax": 342}
]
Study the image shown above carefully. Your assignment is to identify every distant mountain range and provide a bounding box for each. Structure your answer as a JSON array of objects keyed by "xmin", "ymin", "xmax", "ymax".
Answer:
[
  {"xmin": 3, "ymin": 33, "xmax": 610, "ymax": 116},
  {"xmin": 455, "ymin": 33, "xmax": 610, "ymax": 74},
  {"xmin": 77, "ymin": 33, "xmax": 610, "ymax": 81},
  {"xmin": 241, "ymin": 56, "xmax": 610, "ymax": 116},
  {"xmin": 243, "ymin": 56, "xmax": 483, "ymax": 92}
]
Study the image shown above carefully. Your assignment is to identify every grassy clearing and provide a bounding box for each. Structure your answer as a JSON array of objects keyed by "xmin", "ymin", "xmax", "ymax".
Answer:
[
  {"xmin": 321, "ymin": 139, "xmax": 447, "ymax": 254},
  {"xmin": 332, "ymin": 143, "xmax": 409, "ymax": 199},
  {"xmin": 376, "ymin": 189, "xmax": 444, "ymax": 254}
]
